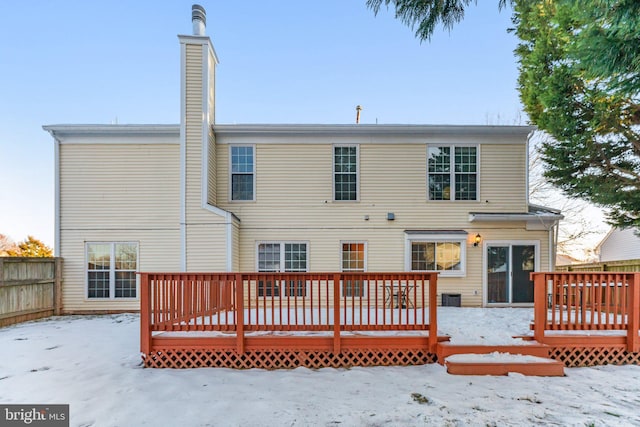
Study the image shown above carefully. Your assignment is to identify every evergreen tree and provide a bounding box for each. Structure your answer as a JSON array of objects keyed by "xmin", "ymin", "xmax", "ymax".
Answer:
[
  {"xmin": 367, "ymin": 0, "xmax": 640, "ymax": 227},
  {"xmin": 514, "ymin": 0, "xmax": 640, "ymax": 228},
  {"xmin": 366, "ymin": 0, "xmax": 510, "ymax": 41}
]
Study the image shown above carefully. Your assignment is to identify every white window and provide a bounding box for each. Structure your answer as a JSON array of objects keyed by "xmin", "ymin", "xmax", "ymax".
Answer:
[
  {"xmin": 341, "ymin": 242, "xmax": 366, "ymax": 297},
  {"xmin": 405, "ymin": 232, "xmax": 466, "ymax": 277},
  {"xmin": 86, "ymin": 242, "xmax": 138, "ymax": 299},
  {"xmin": 257, "ymin": 242, "xmax": 308, "ymax": 296},
  {"xmin": 333, "ymin": 145, "xmax": 358, "ymax": 201},
  {"xmin": 230, "ymin": 145, "xmax": 255, "ymax": 201},
  {"xmin": 428, "ymin": 145, "xmax": 478, "ymax": 200}
]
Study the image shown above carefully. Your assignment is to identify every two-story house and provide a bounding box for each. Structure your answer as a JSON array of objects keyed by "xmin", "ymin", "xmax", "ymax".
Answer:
[{"xmin": 43, "ymin": 5, "xmax": 562, "ymax": 314}]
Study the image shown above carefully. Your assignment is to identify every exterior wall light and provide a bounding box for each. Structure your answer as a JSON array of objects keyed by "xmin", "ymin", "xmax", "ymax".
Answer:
[{"xmin": 473, "ymin": 234, "xmax": 482, "ymax": 247}]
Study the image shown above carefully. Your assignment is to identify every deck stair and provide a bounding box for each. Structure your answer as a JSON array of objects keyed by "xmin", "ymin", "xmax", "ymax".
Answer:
[{"xmin": 436, "ymin": 342, "xmax": 565, "ymax": 377}]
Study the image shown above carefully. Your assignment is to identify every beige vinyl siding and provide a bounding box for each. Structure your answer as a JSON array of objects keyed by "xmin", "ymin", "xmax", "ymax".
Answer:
[
  {"xmin": 184, "ymin": 42, "xmax": 207, "ymax": 223},
  {"xmin": 234, "ymin": 227, "xmax": 550, "ymax": 307},
  {"xmin": 232, "ymin": 220, "xmax": 240, "ymax": 271},
  {"xmin": 216, "ymin": 140, "xmax": 528, "ymax": 228},
  {"xmin": 185, "ymin": 225, "xmax": 227, "ymax": 271},
  {"xmin": 213, "ymin": 133, "xmax": 546, "ymax": 307},
  {"xmin": 208, "ymin": 130, "xmax": 217, "ymax": 205},
  {"xmin": 60, "ymin": 230, "xmax": 180, "ymax": 312},
  {"xmin": 479, "ymin": 144, "xmax": 528, "ymax": 212},
  {"xmin": 207, "ymin": 47, "xmax": 217, "ymax": 206},
  {"xmin": 183, "ymin": 41, "xmax": 228, "ymax": 271},
  {"xmin": 59, "ymin": 141, "xmax": 181, "ymax": 312},
  {"xmin": 59, "ymin": 143, "xmax": 180, "ymax": 228}
]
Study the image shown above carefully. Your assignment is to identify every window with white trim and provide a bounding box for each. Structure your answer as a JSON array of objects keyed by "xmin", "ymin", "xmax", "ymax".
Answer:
[
  {"xmin": 334, "ymin": 145, "xmax": 358, "ymax": 201},
  {"xmin": 405, "ymin": 233, "xmax": 466, "ymax": 277},
  {"xmin": 257, "ymin": 242, "xmax": 308, "ymax": 296},
  {"xmin": 87, "ymin": 242, "xmax": 138, "ymax": 299},
  {"xmin": 428, "ymin": 145, "xmax": 477, "ymax": 200},
  {"xmin": 341, "ymin": 242, "xmax": 366, "ymax": 297},
  {"xmin": 230, "ymin": 146, "xmax": 254, "ymax": 201}
]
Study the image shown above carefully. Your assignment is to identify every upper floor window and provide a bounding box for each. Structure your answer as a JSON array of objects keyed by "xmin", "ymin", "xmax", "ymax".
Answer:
[
  {"xmin": 334, "ymin": 145, "xmax": 358, "ymax": 201},
  {"xmin": 257, "ymin": 242, "xmax": 308, "ymax": 296},
  {"xmin": 428, "ymin": 146, "xmax": 477, "ymax": 200},
  {"xmin": 231, "ymin": 146, "xmax": 254, "ymax": 201},
  {"xmin": 86, "ymin": 242, "xmax": 138, "ymax": 299}
]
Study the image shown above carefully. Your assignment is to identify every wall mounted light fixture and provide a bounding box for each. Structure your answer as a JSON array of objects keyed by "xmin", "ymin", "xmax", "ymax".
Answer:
[{"xmin": 473, "ymin": 234, "xmax": 482, "ymax": 247}]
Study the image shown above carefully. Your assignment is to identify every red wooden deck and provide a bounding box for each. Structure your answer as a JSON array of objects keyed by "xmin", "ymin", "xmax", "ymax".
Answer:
[
  {"xmin": 139, "ymin": 272, "xmax": 443, "ymax": 368},
  {"xmin": 139, "ymin": 271, "xmax": 640, "ymax": 370}
]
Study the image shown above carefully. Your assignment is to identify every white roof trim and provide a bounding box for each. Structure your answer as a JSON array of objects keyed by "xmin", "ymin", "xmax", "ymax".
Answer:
[
  {"xmin": 43, "ymin": 124, "xmax": 179, "ymax": 139},
  {"xmin": 468, "ymin": 212, "xmax": 564, "ymax": 223},
  {"xmin": 213, "ymin": 124, "xmax": 535, "ymax": 138}
]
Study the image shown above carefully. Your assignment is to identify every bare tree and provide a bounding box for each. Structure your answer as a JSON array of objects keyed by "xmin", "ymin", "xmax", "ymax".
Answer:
[
  {"xmin": 0, "ymin": 233, "xmax": 17, "ymax": 256},
  {"xmin": 528, "ymin": 132, "xmax": 608, "ymax": 260}
]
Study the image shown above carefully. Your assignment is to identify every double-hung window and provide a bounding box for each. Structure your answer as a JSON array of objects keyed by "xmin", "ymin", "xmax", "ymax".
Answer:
[
  {"xmin": 86, "ymin": 242, "xmax": 138, "ymax": 299},
  {"xmin": 257, "ymin": 242, "xmax": 308, "ymax": 296},
  {"xmin": 405, "ymin": 232, "xmax": 466, "ymax": 277},
  {"xmin": 341, "ymin": 242, "xmax": 366, "ymax": 297},
  {"xmin": 230, "ymin": 146, "xmax": 254, "ymax": 201},
  {"xmin": 334, "ymin": 145, "xmax": 358, "ymax": 201},
  {"xmin": 427, "ymin": 146, "xmax": 477, "ymax": 200}
]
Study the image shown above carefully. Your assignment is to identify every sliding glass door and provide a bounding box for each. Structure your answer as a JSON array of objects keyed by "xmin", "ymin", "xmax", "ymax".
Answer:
[{"xmin": 486, "ymin": 244, "xmax": 536, "ymax": 305}]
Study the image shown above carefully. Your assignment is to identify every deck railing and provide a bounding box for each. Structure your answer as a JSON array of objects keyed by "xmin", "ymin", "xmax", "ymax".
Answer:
[
  {"xmin": 532, "ymin": 272, "xmax": 640, "ymax": 352},
  {"xmin": 140, "ymin": 272, "xmax": 438, "ymax": 354}
]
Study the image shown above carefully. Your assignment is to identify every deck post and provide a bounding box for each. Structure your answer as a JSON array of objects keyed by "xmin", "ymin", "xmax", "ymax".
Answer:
[
  {"xmin": 627, "ymin": 273, "xmax": 640, "ymax": 353},
  {"xmin": 333, "ymin": 273, "xmax": 341, "ymax": 355},
  {"xmin": 428, "ymin": 273, "xmax": 438, "ymax": 352},
  {"xmin": 532, "ymin": 272, "xmax": 547, "ymax": 343},
  {"xmin": 236, "ymin": 273, "xmax": 245, "ymax": 354},
  {"xmin": 140, "ymin": 273, "xmax": 151, "ymax": 356}
]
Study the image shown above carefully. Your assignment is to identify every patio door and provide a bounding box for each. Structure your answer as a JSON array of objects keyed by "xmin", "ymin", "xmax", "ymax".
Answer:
[{"xmin": 486, "ymin": 244, "xmax": 536, "ymax": 305}]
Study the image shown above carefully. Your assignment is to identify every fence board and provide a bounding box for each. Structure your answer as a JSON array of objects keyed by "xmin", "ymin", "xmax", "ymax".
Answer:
[{"xmin": 0, "ymin": 258, "xmax": 62, "ymax": 327}]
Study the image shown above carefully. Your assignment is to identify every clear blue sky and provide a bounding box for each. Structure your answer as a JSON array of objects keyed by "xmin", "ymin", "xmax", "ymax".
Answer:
[{"xmin": 0, "ymin": 0, "xmax": 523, "ymax": 249}]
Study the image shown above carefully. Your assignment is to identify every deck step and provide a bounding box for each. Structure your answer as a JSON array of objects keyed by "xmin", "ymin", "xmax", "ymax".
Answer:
[
  {"xmin": 436, "ymin": 342, "xmax": 550, "ymax": 365},
  {"xmin": 445, "ymin": 353, "xmax": 565, "ymax": 377}
]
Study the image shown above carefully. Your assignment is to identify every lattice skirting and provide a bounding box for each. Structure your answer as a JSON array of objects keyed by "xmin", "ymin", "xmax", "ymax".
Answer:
[
  {"xmin": 142, "ymin": 348, "xmax": 438, "ymax": 369},
  {"xmin": 550, "ymin": 346, "xmax": 640, "ymax": 367}
]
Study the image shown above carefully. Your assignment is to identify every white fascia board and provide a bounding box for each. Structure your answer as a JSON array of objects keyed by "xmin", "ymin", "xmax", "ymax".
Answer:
[
  {"xmin": 469, "ymin": 213, "xmax": 563, "ymax": 221},
  {"xmin": 42, "ymin": 125, "xmax": 179, "ymax": 143},
  {"xmin": 469, "ymin": 213, "xmax": 564, "ymax": 230},
  {"xmin": 214, "ymin": 124, "xmax": 536, "ymax": 140}
]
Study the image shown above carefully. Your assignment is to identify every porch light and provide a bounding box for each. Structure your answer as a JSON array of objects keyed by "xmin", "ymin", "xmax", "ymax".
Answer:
[{"xmin": 473, "ymin": 234, "xmax": 482, "ymax": 247}]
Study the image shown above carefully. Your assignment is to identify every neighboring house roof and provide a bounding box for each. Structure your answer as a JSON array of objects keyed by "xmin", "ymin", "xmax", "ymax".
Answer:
[
  {"xmin": 556, "ymin": 253, "xmax": 582, "ymax": 266},
  {"xmin": 595, "ymin": 227, "xmax": 640, "ymax": 262}
]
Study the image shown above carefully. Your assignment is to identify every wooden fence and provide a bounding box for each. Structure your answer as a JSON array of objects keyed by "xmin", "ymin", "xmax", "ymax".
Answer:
[
  {"xmin": 0, "ymin": 257, "xmax": 62, "ymax": 327},
  {"xmin": 557, "ymin": 259, "xmax": 640, "ymax": 272},
  {"xmin": 140, "ymin": 272, "xmax": 441, "ymax": 368}
]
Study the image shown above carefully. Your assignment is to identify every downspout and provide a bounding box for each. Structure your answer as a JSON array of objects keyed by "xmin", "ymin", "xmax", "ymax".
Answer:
[
  {"xmin": 44, "ymin": 128, "xmax": 62, "ymax": 257},
  {"xmin": 54, "ymin": 134, "xmax": 61, "ymax": 257}
]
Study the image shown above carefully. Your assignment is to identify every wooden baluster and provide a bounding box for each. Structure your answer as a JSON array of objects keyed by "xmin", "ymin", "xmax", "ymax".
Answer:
[
  {"xmin": 333, "ymin": 273, "xmax": 341, "ymax": 354},
  {"xmin": 627, "ymin": 273, "xmax": 640, "ymax": 352}
]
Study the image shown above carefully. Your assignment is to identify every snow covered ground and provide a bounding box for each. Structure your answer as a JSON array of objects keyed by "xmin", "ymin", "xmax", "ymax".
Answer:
[{"xmin": 1, "ymin": 308, "xmax": 639, "ymax": 426}]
